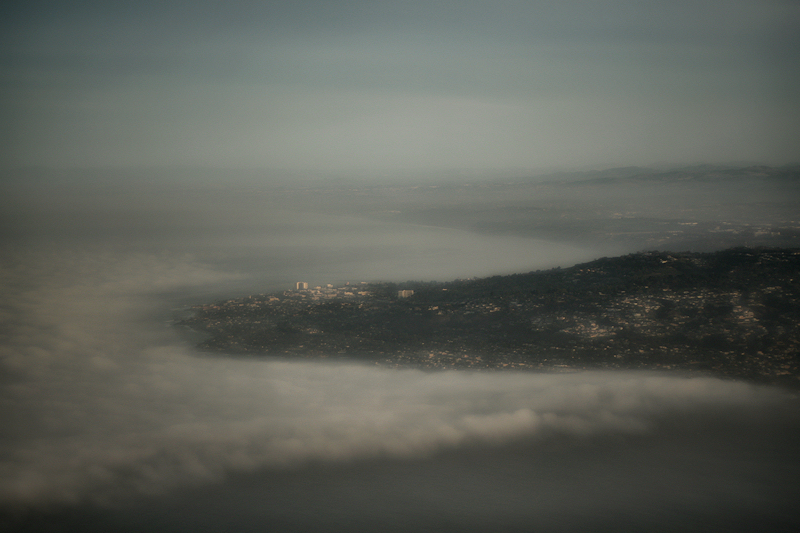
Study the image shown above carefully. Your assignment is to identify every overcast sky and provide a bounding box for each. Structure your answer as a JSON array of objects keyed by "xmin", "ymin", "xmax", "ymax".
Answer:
[{"xmin": 2, "ymin": 1, "xmax": 799, "ymax": 173}]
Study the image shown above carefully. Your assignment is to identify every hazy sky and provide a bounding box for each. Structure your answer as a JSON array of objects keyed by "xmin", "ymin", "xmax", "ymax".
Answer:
[{"xmin": 2, "ymin": 1, "xmax": 799, "ymax": 173}]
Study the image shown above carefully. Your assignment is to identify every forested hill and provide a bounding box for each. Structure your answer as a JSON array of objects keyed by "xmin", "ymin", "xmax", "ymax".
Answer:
[
  {"xmin": 182, "ymin": 248, "xmax": 800, "ymax": 387},
  {"xmin": 377, "ymin": 247, "xmax": 798, "ymax": 298}
]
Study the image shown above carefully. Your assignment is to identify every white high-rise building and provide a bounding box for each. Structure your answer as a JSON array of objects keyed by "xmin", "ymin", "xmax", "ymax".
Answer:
[{"xmin": 296, "ymin": 281, "xmax": 309, "ymax": 290}]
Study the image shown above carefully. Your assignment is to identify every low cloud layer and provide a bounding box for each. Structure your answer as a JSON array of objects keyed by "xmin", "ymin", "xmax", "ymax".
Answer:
[{"xmin": 1, "ymin": 245, "xmax": 795, "ymax": 510}]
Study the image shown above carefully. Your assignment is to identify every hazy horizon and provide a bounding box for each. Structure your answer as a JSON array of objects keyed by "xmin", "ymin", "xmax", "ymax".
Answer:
[{"xmin": 3, "ymin": 1, "xmax": 799, "ymax": 173}]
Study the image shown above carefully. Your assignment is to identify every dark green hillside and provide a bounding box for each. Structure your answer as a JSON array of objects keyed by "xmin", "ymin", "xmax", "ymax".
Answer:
[{"xmin": 181, "ymin": 248, "xmax": 800, "ymax": 386}]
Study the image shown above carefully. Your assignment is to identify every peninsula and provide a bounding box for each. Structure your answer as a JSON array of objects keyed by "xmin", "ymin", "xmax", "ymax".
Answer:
[{"xmin": 180, "ymin": 248, "xmax": 800, "ymax": 387}]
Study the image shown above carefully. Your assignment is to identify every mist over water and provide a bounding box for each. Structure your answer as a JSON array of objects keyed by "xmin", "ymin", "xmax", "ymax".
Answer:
[
  {"xmin": 1, "ymin": 174, "xmax": 799, "ymax": 531},
  {"xmin": 4, "ymin": 0, "xmax": 799, "ymax": 525}
]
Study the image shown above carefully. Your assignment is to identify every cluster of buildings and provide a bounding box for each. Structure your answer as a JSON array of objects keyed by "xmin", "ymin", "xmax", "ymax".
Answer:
[
  {"xmin": 288, "ymin": 282, "xmax": 372, "ymax": 300},
  {"xmin": 292, "ymin": 282, "xmax": 414, "ymax": 300}
]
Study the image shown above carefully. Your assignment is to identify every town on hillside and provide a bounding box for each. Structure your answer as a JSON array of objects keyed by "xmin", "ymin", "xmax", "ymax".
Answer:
[{"xmin": 179, "ymin": 248, "xmax": 800, "ymax": 388}]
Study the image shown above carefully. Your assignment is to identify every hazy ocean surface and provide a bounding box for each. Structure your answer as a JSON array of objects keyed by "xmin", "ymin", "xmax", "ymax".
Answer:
[{"xmin": 1, "ymin": 191, "xmax": 799, "ymax": 532}]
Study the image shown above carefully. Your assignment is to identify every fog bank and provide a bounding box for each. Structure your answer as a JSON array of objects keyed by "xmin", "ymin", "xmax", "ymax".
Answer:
[
  {"xmin": 1, "ymin": 169, "xmax": 799, "ymax": 531},
  {"xmin": 1, "ymin": 246, "xmax": 797, "ymax": 513}
]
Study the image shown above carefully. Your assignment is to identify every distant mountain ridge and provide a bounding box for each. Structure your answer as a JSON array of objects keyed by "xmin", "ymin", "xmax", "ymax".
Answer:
[{"xmin": 531, "ymin": 164, "xmax": 800, "ymax": 186}]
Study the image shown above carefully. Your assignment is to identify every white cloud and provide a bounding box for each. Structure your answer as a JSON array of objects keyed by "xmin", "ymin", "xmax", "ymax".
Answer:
[{"xmin": 0, "ymin": 225, "xmax": 795, "ymax": 510}]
